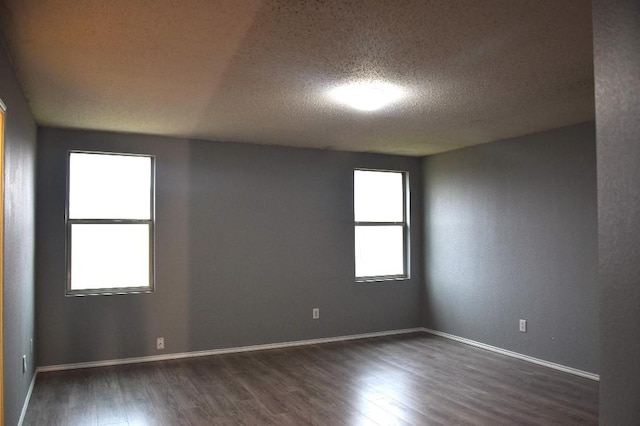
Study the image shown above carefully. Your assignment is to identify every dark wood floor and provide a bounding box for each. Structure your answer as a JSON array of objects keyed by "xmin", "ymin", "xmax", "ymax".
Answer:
[{"xmin": 24, "ymin": 333, "xmax": 598, "ymax": 425}]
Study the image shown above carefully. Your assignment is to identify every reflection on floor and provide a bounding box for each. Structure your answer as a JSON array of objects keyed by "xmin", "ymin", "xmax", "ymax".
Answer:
[{"xmin": 24, "ymin": 333, "xmax": 598, "ymax": 425}]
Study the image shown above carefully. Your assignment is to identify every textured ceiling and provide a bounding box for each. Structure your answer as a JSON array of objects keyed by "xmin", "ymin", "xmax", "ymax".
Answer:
[{"xmin": 0, "ymin": 0, "xmax": 594, "ymax": 156}]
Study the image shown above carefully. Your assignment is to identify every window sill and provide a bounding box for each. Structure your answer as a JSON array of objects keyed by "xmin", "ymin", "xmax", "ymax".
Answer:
[
  {"xmin": 66, "ymin": 287, "xmax": 154, "ymax": 297},
  {"xmin": 356, "ymin": 276, "xmax": 409, "ymax": 283}
]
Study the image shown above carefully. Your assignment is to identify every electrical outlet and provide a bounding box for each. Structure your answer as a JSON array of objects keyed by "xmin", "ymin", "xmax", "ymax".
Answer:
[
  {"xmin": 156, "ymin": 337, "xmax": 165, "ymax": 350},
  {"xmin": 519, "ymin": 319, "xmax": 527, "ymax": 333},
  {"xmin": 22, "ymin": 355, "xmax": 27, "ymax": 373},
  {"xmin": 312, "ymin": 308, "xmax": 320, "ymax": 319}
]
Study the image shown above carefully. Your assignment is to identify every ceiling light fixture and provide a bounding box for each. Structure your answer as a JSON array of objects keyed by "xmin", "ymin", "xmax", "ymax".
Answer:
[{"xmin": 327, "ymin": 81, "xmax": 405, "ymax": 112}]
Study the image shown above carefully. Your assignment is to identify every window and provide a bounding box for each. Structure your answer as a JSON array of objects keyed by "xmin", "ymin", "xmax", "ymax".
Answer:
[
  {"xmin": 66, "ymin": 152, "xmax": 154, "ymax": 295},
  {"xmin": 354, "ymin": 169, "xmax": 408, "ymax": 281}
]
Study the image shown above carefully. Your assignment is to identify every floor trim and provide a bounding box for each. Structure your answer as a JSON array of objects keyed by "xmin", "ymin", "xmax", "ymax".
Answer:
[
  {"xmin": 37, "ymin": 328, "xmax": 424, "ymax": 373},
  {"xmin": 17, "ymin": 371, "xmax": 37, "ymax": 426},
  {"xmin": 422, "ymin": 327, "xmax": 599, "ymax": 381}
]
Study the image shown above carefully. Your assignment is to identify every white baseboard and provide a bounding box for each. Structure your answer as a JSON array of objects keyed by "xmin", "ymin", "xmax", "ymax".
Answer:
[
  {"xmin": 37, "ymin": 328, "xmax": 423, "ymax": 373},
  {"xmin": 422, "ymin": 327, "xmax": 599, "ymax": 381},
  {"xmin": 17, "ymin": 371, "xmax": 37, "ymax": 426},
  {"xmin": 35, "ymin": 326, "xmax": 598, "ymax": 380}
]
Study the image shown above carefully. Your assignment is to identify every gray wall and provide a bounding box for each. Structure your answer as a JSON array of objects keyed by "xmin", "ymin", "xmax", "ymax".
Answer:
[
  {"xmin": 593, "ymin": 0, "xmax": 640, "ymax": 423},
  {"xmin": 36, "ymin": 127, "xmax": 423, "ymax": 367},
  {"xmin": 422, "ymin": 123, "xmax": 599, "ymax": 373},
  {"xmin": 0, "ymin": 43, "xmax": 37, "ymax": 425}
]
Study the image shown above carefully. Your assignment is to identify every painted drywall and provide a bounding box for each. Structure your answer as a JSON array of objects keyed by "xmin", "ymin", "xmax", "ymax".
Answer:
[
  {"xmin": 35, "ymin": 127, "xmax": 423, "ymax": 367},
  {"xmin": 0, "ymin": 43, "xmax": 37, "ymax": 425},
  {"xmin": 422, "ymin": 123, "xmax": 599, "ymax": 373},
  {"xmin": 593, "ymin": 0, "xmax": 640, "ymax": 423}
]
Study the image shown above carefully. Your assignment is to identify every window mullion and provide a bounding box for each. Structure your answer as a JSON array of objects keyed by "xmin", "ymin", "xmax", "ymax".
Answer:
[
  {"xmin": 68, "ymin": 218, "xmax": 152, "ymax": 224},
  {"xmin": 355, "ymin": 221, "xmax": 405, "ymax": 226}
]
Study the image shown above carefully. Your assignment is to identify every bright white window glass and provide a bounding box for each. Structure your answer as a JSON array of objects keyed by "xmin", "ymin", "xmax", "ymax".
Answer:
[
  {"xmin": 354, "ymin": 170, "xmax": 403, "ymax": 222},
  {"xmin": 70, "ymin": 224, "xmax": 150, "ymax": 290},
  {"xmin": 69, "ymin": 153, "xmax": 151, "ymax": 220},
  {"xmin": 355, "ymin": 225, "xmax": 404, "ymax": 277}
]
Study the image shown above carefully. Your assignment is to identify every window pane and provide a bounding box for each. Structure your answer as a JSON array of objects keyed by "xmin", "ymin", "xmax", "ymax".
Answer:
[
  {"xmin": 354, "ymin": 170, "xmax": 403, "ymax": 222},
  {"xmin": 355, "ymin": 225, "xmax": 404, "ymax": 277},
  {"xmin": 70, "ymin": 224, "xmax": 150, "ymax": 290},
  {"xmin": 69, "ymin": 153, "xmax": 151, "ymax": 219}
]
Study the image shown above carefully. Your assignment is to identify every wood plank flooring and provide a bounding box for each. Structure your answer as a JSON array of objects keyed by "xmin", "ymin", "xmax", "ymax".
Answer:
[{"xmin": 23, "ymin": 333, "xmax": 598, "ymax": 425}]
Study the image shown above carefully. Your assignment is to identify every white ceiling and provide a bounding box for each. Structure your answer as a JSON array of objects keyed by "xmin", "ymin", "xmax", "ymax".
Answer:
[{"xmin": 0, "ymin": 0, "xmax": 594, "ymax": 156}]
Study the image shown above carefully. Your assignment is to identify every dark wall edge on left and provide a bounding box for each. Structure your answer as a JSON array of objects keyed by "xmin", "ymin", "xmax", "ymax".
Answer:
[{"xmin": 0, "ymin": 40, "xmax": 38, "ymax": 425}]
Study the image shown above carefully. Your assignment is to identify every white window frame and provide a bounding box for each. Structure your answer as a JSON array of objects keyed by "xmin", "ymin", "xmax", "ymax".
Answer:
[
  {"xmin": 65, "ymin": 151, "xmax": 155, "ymax": 296},
  {"xmin": 354, "ymin": 169, "xmax": 410, "ymax": 282}
]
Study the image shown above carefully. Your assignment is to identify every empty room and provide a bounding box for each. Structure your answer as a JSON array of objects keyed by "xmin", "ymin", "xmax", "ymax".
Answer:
[{"xmin": 1, "ymin": 0, "xmax": 639, "ymax": 425}]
